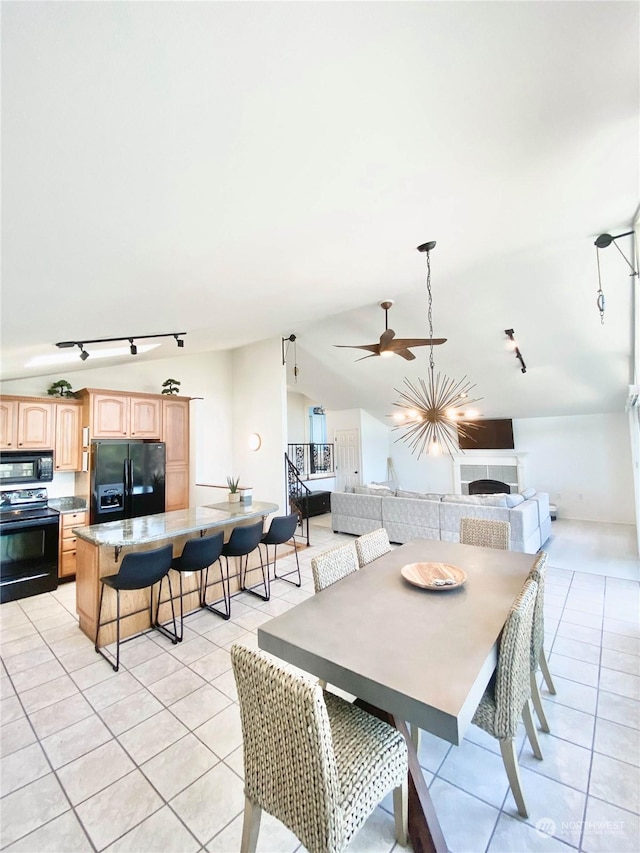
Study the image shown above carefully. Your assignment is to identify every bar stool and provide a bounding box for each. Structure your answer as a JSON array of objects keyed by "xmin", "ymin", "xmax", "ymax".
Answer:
[
  {"xmin": 226, "ymin": 520, "xmax": 268, "ymax": 603},
  {"xmin": 201, "ymin": 521, "xmax": 266, "ymax": 616},
  {"xmin": 95, "ymin": 544, "xmax": 175, "ymax": 672},
  {"xmin": 155, "ymin": 531, "xmax": 225, "ymax": 642},
  {"xmin": 260, "ymin": 513, "xmax": 301, "ymax": 588}
]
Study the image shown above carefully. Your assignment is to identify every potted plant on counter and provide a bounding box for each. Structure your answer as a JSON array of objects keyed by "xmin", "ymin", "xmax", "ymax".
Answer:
[{"xmin": 227, "ymin": 476, "xmax": 241, "ymax": 503}]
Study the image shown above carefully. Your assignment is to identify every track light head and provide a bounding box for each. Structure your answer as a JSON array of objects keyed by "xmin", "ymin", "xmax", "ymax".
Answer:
[
  {"xmin": 78, "ymin": 344, "xmax": 89, "ymax": 361},
  {"xmin": 175, "ymin": 335, "xmax": 184, "ymax": 348},
  {"xmin": 129, "ymin": 339, "xmax": 137, "ymax": 355}
]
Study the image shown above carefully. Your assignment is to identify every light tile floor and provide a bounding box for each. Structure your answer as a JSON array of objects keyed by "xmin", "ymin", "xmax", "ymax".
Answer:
[{"xmin": 1, "ymin": 519, "xmax": 638, "ymax": 852}]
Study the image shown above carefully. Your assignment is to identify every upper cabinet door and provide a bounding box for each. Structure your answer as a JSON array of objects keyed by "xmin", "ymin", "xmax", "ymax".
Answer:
[
  {"xmin": 55, "ymin": 404, "xmax": 82, "ymax": 471},
  {"xmin": 162, "ymin": 399, "xmax": 189, "ymax": 467},
  {"xmin": 17, "ymin": 402, "xmax": 54, "ymax": 449},
  {"xmin": 0, "ymin": 400, "xmax": 17, "ymax": 449},
  {"xmin": 92, "ymin": 394, "xmax": 130, "ymax": 438},
  {"xmin": 130, "ymin": 397, "xmax": 161, "ymax": 439}
]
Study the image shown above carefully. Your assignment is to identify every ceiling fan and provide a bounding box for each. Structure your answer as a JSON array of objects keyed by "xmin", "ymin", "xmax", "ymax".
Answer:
[{"xmin": 335, "ymin": 300, "xmax": 447, "ymax": 361}]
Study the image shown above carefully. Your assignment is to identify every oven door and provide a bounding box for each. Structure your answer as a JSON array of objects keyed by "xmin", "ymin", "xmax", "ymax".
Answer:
[{"xmin": 0, "ymin": 516, "xmax": 59, "ymax": 603}]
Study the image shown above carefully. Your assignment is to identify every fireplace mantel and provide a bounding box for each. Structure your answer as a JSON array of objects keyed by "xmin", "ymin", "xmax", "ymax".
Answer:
[{"xmin": 453, "ymin": 452, "xmax": 527, "ymax": 495}]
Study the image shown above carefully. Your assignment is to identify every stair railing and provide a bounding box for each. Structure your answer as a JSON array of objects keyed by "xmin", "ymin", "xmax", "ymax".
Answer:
[{"xmin": 284, "ymin": 452, "xmax": 312, "ymax": 546}]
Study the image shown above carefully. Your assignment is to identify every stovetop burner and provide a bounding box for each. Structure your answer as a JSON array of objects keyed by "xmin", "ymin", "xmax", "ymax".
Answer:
[{"xmin": 0, "ymin": 488, "xmax": 59, "ymax": 523}]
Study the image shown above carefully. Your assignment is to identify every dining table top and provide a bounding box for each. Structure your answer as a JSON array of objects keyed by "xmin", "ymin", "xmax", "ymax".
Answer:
[{"xmin": 258, "ymin": 537, "xmax": 536, "ymax": 745}]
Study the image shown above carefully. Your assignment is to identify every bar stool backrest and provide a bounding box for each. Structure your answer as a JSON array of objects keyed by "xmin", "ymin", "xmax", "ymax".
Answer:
[
  {"xmin": 178, "ymin": 531, "xmax": 224, "ymax": 571},
  {"xmin": 115, "ymin": 544, "xmax": 174, "ymax": 590},
  {"xmin": 223, "ymin": 520, "xmax": 265, "ymax": 557},
  {"xmin": 262, "ymin": 513, "xmax": 298, "ymax": 545}
]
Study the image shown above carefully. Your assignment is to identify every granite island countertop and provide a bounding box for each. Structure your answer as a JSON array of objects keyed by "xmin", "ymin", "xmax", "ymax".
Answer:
[
  {"xmin": 48, "ymin": 496, "xmax": 89, "ymax": 514},
  {"xmin": 73, "ymin": 501, "xmax": 278, "ymax": 546}
]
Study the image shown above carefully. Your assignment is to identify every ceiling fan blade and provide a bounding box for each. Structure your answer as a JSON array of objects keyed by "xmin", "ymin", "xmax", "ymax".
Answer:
[
  {"xmin": 394, "ymin": 348, "xmax": 417, "ymax": 361},
  {"xmin": 334, "ymin": 343, "xmax": 381, "ymax": 354},
  {"xmin": 355, "ymin": 352, "xmax": 380, "ymax": 362},
  {"xmin": 390, "ymin": 337, "xmax": 447, "ymax": 348}
]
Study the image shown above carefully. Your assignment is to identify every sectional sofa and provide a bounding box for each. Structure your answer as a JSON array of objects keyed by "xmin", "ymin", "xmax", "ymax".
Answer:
[{"xmin": 330, "ymin": 486, "xmax": 551, "ymax": 554}]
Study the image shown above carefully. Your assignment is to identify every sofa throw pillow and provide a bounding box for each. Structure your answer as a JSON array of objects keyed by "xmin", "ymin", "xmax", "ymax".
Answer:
[
  {"xmin": 520, "ymin": 487, "xmax": 536, "ymax": 500},
  {"xmin": 396, "ymin": 489, "xmax": 441, "ymax": 501},
  {"xmin": 353, "ymin": 485, "xmax": 394, "ymax": 496},
  {"xmin": 442, "ymin": 494, "xmax": 508, "ymax": 508},
  {"xmin": 505, "ymin": 494, "xmax": 525, "ymax": 507}
]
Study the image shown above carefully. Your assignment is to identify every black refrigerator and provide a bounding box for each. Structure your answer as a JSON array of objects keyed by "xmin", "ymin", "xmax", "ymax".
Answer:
[{"xmin": 90, "ymin": 440, "xmax": 166, "ymax": 525}]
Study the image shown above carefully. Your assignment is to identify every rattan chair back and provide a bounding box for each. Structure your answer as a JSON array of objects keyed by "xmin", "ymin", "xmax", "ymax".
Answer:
[
  {"xmin": 311, "ymin": 542, "xmax": 358, "ymax": 593},
  {"xmin": 355, "ymin": 528, "xmax": 391, "ymax": 567},
  {"xmin": 459, "ymin": 517, "xmax": 511, "ymax": 550}
]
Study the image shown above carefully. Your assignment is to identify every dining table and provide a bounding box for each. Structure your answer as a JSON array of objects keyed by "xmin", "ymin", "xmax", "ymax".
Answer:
[{"xmin": 257, "ymin": 537, "xmax": 537, "ymax": 853}]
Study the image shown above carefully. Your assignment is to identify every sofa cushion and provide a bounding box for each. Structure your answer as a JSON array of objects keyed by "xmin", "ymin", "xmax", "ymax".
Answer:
[
  {"xmin": 505, "ymin": 494, "xmax": 525, "ymax": 507},
  {"xmin": 442, "ymin": 494, "xmax": 508, "ymax": 508},
  {"xmin": 520, "ymin": 487, "xmax": 536, "ymax": 500}
]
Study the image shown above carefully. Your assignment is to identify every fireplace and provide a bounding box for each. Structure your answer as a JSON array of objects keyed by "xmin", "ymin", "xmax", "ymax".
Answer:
[
  {"xmin": 468, "ymin": 479, "xmax": 511, "ymax": 495},
  {"xmin": 453, "ymin": 453, "xmax": 527, "ymax": 495}
]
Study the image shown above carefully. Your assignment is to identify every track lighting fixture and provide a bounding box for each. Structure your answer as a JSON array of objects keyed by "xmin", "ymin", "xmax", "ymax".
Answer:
[
  {"xmin": 593, "ymin": 230, "xmax": 638, "ymax": 324},
  {"xmin": 55, "ymin": 332, "xmax": 186, "ymax": 361},
  {"xmin": 505, "ymin": 329, "xmax": 526, "ymax": 373}
]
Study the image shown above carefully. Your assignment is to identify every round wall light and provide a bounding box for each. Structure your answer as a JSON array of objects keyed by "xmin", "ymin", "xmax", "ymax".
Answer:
[{"xmin": 248, "ymin": 433, "xmax": 262, "ymax": 451}]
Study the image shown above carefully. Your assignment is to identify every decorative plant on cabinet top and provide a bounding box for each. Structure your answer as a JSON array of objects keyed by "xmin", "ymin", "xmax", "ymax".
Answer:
[
  {"xmin": 162, "ymin": 379, "xmax": 181, "ymax": 395},
  {"xmin": 47, "ymin": 379, "xmax": 76, "ymax": 398}
]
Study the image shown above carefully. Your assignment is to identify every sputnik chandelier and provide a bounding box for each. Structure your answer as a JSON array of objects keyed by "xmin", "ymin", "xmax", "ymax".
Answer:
[{"xmin": 391, "ymin": 241, "xmax": 481, "ymax": 458}]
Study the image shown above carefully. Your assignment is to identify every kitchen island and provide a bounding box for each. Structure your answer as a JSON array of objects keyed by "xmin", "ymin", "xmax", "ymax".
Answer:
[{"xmin": 74, "ymin": 501, "xmax": 278, "ymax": 645}]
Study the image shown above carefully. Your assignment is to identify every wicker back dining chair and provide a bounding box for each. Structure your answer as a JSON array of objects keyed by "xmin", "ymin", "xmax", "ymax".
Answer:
[
  {"xmin": 355, "ymin": 528, "xmax": 391, "ymax": 568},
  {"xmin": 471, "ymin": 577, "xmax": 542, "ymax": 818},
  {"xmin": 459, "ymin": 517, "xmax": 511, "ymax": 550},
  {"xmin": 231, "ymin": 643, "xmax": 408, "ymax": 853},
  {"xmin": 311, "ymin": 542, "xmax": 359, "ymax": 593},
  {"xmin": 528, "ymin": 550, "xmax": 556, "ymax": 731}
]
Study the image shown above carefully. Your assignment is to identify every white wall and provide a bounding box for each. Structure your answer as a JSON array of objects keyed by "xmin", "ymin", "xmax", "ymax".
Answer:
[
  {"xmin": 231, "ymin": 338, "xmax": 288, "ymax": 512},
  {"xmin": 514, "ymin": 413, "xmax": 634, "ymax": 523},
  {"xmin": 359, "ymin": 409, "xmax": 391, "ymax": 484},
  {"xmin": 389, "ymin": 438, "xmax": 455, "ymax": 493},
  {"xmin": 286, "ymin": 391, "xmax": 312, "ymax": 444}
]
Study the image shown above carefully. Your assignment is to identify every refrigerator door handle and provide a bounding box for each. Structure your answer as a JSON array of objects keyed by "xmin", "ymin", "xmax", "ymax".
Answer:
[
  {"xmin": 129, "ymin": 459, "xmax": 134, "ymax": 494},
  {"xmin": 123, "ymin": 458, "xmax": 130, "ymax": 495}
]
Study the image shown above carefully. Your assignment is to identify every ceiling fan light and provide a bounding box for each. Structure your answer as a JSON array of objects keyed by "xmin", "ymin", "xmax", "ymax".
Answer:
[{"xmin": 380, "ymin": 350, "xmax": 394, "ymax": 359}]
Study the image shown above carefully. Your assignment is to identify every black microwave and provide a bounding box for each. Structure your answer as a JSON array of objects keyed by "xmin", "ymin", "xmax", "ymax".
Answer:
[{"xmin": 0, "ymin": 450, "xmax": 54, "ymax": 485}]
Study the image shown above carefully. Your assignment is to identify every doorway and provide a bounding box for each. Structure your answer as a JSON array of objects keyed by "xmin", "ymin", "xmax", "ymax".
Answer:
[{"xmin": 334, "ymin": 429, "xmax": 361, "ymax": 492}]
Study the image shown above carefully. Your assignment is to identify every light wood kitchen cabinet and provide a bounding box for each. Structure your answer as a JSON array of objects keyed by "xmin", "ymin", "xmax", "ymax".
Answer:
[
  {"xmin": 59, "ymin": 510, "xmax": 87, "ymax": 578},
  {"xmin": 162, "ymin": 398, "xmax": 189, "ymax": 510},
  {"xmin": 162, "ymin": 398, "xmax": 189, "ymax": 467},
  {"xmin": 91, "ymin": 393, "xmax": 130, "ymax": 438},
  {"xmin": 0, "ymin": 400, "xmax": 17, "ymax": 449},
  {"xmin": 130, "ymin": 397, "xmax": 161, "ymax": 438},
  {"xmin": 17, "ymin": 401, "xmax": 54, "ymax": 449},
  {"xmin": 85, "ymin": 391, "xmax": 161, "ymax": 439},
  {"xmin": 165, "ymin": 467, "xmax": 190, "ymax": 512},
  {"xmin": 54, "ymin": 402, "xmax": 82, "ymax": 471}
]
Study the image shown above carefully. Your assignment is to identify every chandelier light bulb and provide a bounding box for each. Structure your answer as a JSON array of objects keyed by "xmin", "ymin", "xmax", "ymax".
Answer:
[{"xmin": 429, "ymin": 439, "xmax": 442, "ymax": 456}]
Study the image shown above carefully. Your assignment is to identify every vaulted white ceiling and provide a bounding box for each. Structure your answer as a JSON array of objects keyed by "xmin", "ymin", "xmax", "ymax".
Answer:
[{"xmin": 2, "ymin": 2, "xmax": 638, "ymax": 422}]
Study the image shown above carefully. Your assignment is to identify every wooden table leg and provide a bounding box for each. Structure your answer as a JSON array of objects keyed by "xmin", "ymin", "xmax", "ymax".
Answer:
[{"xmin": 355, "ymin": 700, "xmax": 448, "ymax": 853}]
